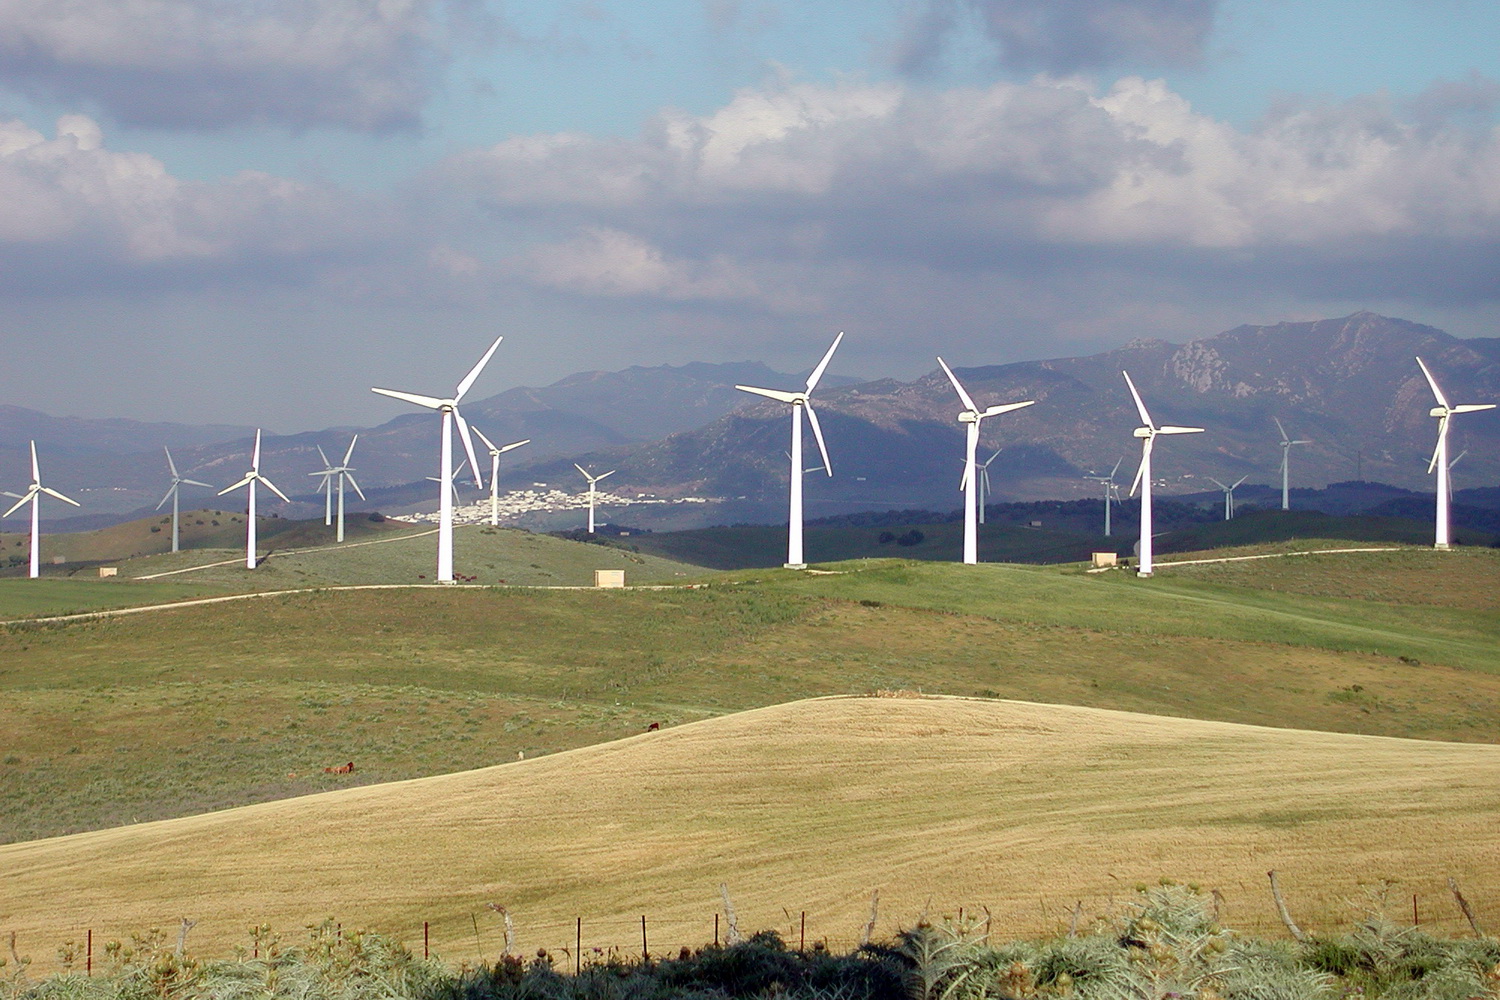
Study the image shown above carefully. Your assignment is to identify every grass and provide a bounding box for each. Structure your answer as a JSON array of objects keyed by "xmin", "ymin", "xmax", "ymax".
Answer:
[
  {"xmin": 2, "ymin": 546, "xmax": 1499, "ymax": 845},
  {"xmin": 6, "ymin": 696, "xmax": 1500, "ymax": 968}
]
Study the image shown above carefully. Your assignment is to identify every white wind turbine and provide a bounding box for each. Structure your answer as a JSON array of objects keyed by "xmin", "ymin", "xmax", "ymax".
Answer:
[
  {"xmin": 427, "ymin": 459, "xmax": 471, "ymax": 509},
  {"xmin": 975, "ymin": 448, "xmax": 1003, "ymax": 524},
  {"xmin": 217, "ymin": 429, "xmax": 290, "ymax": 570},
  {"xmin": 473, "ymin": 429, "xmax": 529, "ymax": 526},
  {"xmin": 157, "ymin": 447, "xmax": 211, "ymax": 553},
  {"xmin": 1416, "ymin": 356, "xmax": 1495, "ymax": 550},
  {"xmin": 937, "ymin": 357, "xmax": 1034, "ymax": 565},
  {"xmin": 372, "ymin": 336, "xmax": 501, "ymax": 582},
  {"xmin": 311, "ymin": 447, "xmax": 336, "ymax": 526},
  {"xmin": 1085, "ymin": 456, "xmax": 1125, "ymax": 537},
  {"xmin": 1274, "ymin": 418, "xmax": 1312, "ymax": 511},
  {"xmin": 3, "ymin": 441, "xmax": 80, "ymax": 578},
  {"xmin": 1123, "ymin": 371, "xmax": 1203, "ymax": 577},
  {"xmin": 1207, "ymin": 475, "xmax": 1249, "ymax": 520},
  {"xmin": 574, "ymin": 464, "xmax": 615, "ymax": 534},
  {"xmin": 735, "ymin": 332, "xmax": 844, "ymax": 569},
  {"xmin": 308, "ymin": 436, "xmax": 365, "ymax": 543}
]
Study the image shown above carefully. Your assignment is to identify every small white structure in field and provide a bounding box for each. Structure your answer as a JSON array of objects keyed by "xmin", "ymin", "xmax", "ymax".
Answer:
[
  {"xmin": 99, "ymin": 567, "xmax": 118, "ymax": 577},
  {"xmin": 1091, "ymin": 552, "xmax": 1118, "ymax": 569},
  {"xmin": 594, "ymin": 569, "xmax": 625, "ymax": 588}
]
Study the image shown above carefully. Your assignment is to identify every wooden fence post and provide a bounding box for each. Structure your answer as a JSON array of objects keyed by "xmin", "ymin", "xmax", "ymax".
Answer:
[{"xmin": 1267, "ymin": 871, "xmax": 1307, "ymax": 942}]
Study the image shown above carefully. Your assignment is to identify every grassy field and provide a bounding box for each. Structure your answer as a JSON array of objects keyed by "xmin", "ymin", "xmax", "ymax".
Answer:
[
  {"xmin": 3, "ymin": 545, "xmax": 1498, "ymax": 845},
  {"xmin": 5, "ymin": 696, "xmax": 1500, "ymax": 969}
]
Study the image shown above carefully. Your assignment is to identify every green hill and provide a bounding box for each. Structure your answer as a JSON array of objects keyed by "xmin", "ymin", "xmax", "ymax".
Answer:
[{"xmin": 3, "ymin": 547, "xmax": 1496, "ymax": 843}]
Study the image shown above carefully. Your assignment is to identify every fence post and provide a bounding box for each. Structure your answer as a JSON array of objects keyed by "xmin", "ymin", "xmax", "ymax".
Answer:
[
  {"xmin": 1413, "ymin": 895, "xmax": 1419, "ymax": 927},
  {"xmin": 575, "ymin": 917, "xmax": 581, "ymax": 975},
  {"xmin": 800, "ymin": 912, "xmax": 805, "ymax": 952},
  {"xmin": 641, "ymin": 915, "xmax": 648, "ymax": 962},
  {"xmin": 714, "ymin": 913, "xmax": 719, "ymax": 947},
  {"xmin": 86, "ymin": 929, "xmax": 92, "ymax": 977},
  {"xmin": 424, "ymin": 922, "xmax": 429, "ymax": 960}
]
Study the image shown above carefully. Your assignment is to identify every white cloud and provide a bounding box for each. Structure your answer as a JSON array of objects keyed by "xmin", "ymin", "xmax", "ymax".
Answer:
[{"xmin": 0, "ymin": 0, "xmax": 477, "ymax": 129}]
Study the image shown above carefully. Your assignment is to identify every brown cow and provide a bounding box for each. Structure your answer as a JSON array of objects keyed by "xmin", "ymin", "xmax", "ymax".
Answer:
[{"xmin": 323, "ymin": 761, "xmax": 355, "ymax": 774}]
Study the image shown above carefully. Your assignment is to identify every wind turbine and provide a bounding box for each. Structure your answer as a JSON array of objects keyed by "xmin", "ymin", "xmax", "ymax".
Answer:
[
  {"xmin": 1085, "ymin": 457, "xmax": 1125, "ymax": 537},
  {"xmin": 574, "ymin": 464, "xmax": 615, "ymax": 534},
  {"xmin": 1274, "ymin": 418, "xmax": 1312, "ymax": 511},
  {"xmin": 975, "ymin": 448, "xmax": 1003, "ymax": 524},
  {"xmin": 735, "ymin": 332, "xmax": 844, "ymax": 569},
  {"xmin": 1416, "ymin": 356, "xmax": 1495, "ymax": 550},
  {"xmin": 372, "ymin": 336, "xmax": 501, "ymax": 582},
  {"xmin": 937, "ymin": 357, "xmax": 1034, "ymax": 565},
  {"xmin": 1123, "ymin": 371, "xmax": 1203, "ymax": 577},
  {"xmin": 217, "ymin": 429, "xmax": 290, "ymax": 570},
  {"xmin": 308, "ymin": 436, "xmax": 365, "ymax": 543},
  {"xmin": 473, "ymin": 429, "xmax": 529, "ymax": 526},
  {"xmin": 311, "ymin": 447, "xmax": 336, "ymax": 526},
  {"xmin": 3, "ymin": 441, "xmax": 80, "ymax": 578},
  {"xmin": 157, "ymin": 447, "xmax": 211, "ymax": 553},
  {"xmin": 427, "ymin": 459, "xmax": 471, "ymax": 509},
  {"xmin": 1207, "ymin": 475, "xmax": 1249, "ymax": 520}
]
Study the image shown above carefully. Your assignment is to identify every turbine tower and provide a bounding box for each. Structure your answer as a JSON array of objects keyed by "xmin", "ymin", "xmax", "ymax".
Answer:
[
  {"xmin": 308, "ymin": 436, "xmax": 365, "ymax": 543},
  {"xmin": 1416, "ymin": 356, "xmax": 1495, "ymax": 550},
  {"xmin": 735, "ymin": 332, "xmax": 844, "ymax": 570},
  {"xmin": 574, "ymin": 464, "xmax": 615, "ymax": 534},
  {"xmin": 372, "ymin": 336, "xmax": 501, "ymax": 582},
  {"xmin": 937, "ymin": 357, "xmax": 1034, "ymax": 565},
  {"xmin": 473, "ymin": 428, "xmax": 529, "ymax": 526},
  {"xmin": 1085, "ymin": 457, "xmax": 1125, "ymax": 537},
  {"xmin": 1123, "ymin": 371, "xmax": 1203, "ymax": 577},
  {"xmin": 1274, "ymin": 418, "xmax": 1311, "ymax": 511},
  {"xmin": 157, "ymin": 447, "xmax": 211, "ymax": 553},
  {"xmin": 975, "ymin": 448, "xmax": 1002, "ymax": 525},
  {"xmin": 3, "ymin": 441, "xmax": 80, "ymax": 578},
  {"xmin": 1207, "ymin": 475, "xmax": 1249, "ymax": 520},
  {"xmin": 217, "ymin": 429, "xmax": 290, "ymax": 570}
]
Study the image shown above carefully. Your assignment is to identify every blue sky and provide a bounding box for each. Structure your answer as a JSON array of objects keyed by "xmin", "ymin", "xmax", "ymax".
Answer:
[{"xmin": 1, "ymin": 0, "xmax": 1498, "ymax": 429}]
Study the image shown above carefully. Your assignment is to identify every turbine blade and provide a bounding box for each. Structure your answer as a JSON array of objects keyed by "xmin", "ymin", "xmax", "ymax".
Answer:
[
  {"xmin": 804, "ymin": 402, "xmax": 833, "ymax": 476},
  {"xmin": 597, "ymin": 470, "xmax": 615, "ymax": 481},
  {"xmin": 1452, "ymin": 403, "xmax": 1497, "ymax": 414},
  {"xmin": 372, "ymin": 387, "xmax": 446, "ymax": 409},
  {"xmin": 1292, "ymin": 439, "xmax": 1313, "ymax": 445},
  {"xmin": 985, "ymin": 448, "xmax": 1003, "ymax": 467},
  {"xmin": 1129, "ymin": 437, "xmax": 1154, "ymax": 497},
  {"xmin": 156, "ymin": 484, "xmax": 176, "ymax": 511},
  {"xmin": 30, "ymin": 440, "xmax": 39, "ymax": 483},
  {"xmin": 455, "ymin": 335, "xmax": 503, "ymax": 401},
  {"xmin": 219, "ymin": 477, "xmax": 252, "ymax": 496},
  {"xmin": 1110, "ymin": 455, "xmax": 1124, "ymax": 478},
  {"xmin": 259, "ymin": 476, "xmax": 292, "ymax": 504},
  {"xmin": 805, "ymin": 331, "xmax": 844, "ymax": 392},
  {"xmin": 181, "ymin": 479, "xmax": 213, "ymax": 488},
  {"xmin": 452, "ymin": 408, "xmax": 483, "ymax": 486},
  {"xmin": 574, "ymin": 463, "xmax": 590, "ymax": 478},
  {"xmin": 735, "ymin": 384, "xmax": 800, "ymax": 404},
  {"xmin": 1207, "ymin": 477, "xmax": 1228, "ymax": 490},
  {"xmin": 959, "ymin": 463, "xmax": 970, "ymax": 492},
  {"xmin": 499, "ymin": 439, "xmax": 530, "ymax": 454},
  {"xmin": 316, "ymin": 445, "xmax": 331, "ymax": 468},
  {"xmin": 472, "ymin": 425, "xmax": 498, "ymax": 453},
  {"xmin": 936, "ymin": 356, "xmax": 978, "ymax": 412},
  {"xmin": 1232, "ymin": 475, "xmax": 1248, "ymax": 488},
  {"xmin": 4, "ymin": 488, "xmax": 38, "ymax": 518},
  {"xmin": 1157, "ymin": 425, "xmax": 1204, "ymax": 435},
  {"xmin": 1122, "ymin": 371, "xmax": 1154, "ymax": 429},
  {"xmin": 1415, "ymin": 357, "xmax": 1450, "ymax": 409},
  {"xmin": 342, "ymin": 434, "xmax": 358, "ymax": 466},
  {"xmin": 1427, "ymin": 415, "xmax": 1449, "ymax": 473},
  {"xmin": 345, "ymin": 473, "xmax": 366, "ymax": 501},
  {"xmin": 1273, "ymin": 417, "xmax": 1288, "ymax": 443},
  {"xmin": 251, "ymin": 429, "xmax": 262, "ymax": 472},
  {"xmin": 980, "ymin": 399, "xmax": 1035, "ymax": 418},
  {"xmin": 40, "ymin": 486, "xmax": 80, "ymax": 507},
  {"xmin": 164, "ymin": 446, "xmax": 179, "ymax": 478}
]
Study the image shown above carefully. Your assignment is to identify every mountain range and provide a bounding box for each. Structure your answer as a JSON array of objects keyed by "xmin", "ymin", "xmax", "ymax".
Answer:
[{"xmin": 4, "ymin": 312, "xmax": 1497, "ymax": 530}]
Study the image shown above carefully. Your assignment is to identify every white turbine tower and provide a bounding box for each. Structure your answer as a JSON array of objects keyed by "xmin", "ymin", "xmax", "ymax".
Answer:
[
  {"xmin": 975, "ymin": 448, "xmax": 1002, "ymax": 525},
  {"xmin": 473, "ymin": 429, "xmax": 529, "ymax": 526},
  {"xmin": 937, "ymin": 357, "xmax": 1034, "ymax": 565},
  {"xmin": 217, "ymin": 429, "xmax": 290, "ymax": 570},
  {"xmin": 1207, "ymin": 475, "xmax": 1249, "ymax": 520},
  {"xmin": 1085, "ymin": 457, "xmax": 1125, "ymax": 537},
  {"xmin": 157, "ymin": 447, "xmax": 211, "ymax": 553},
  {"xmin": 3, "ymin": 441, "xmax": 80, "ymax": 578},
  {"xmin": 308, "ymin": 436, "xmax": 365, "ymax": 543},
  {"xmin": 1274, "ymin": 418, "xmax": 1312, "ymax": 511},
  {"xmin": 735, "ymin": 332, "xmax": 844, "ymax": 569},
  {"xmin": 1123, "ymin": 371, "xmax": 1203, "ymax": 577},
  {"xmin": 574, "ymin": 464, "xmax": 615, "ymax": 534},
  {"xmin": 372, "ymin": 336, "xmax": 501, "ymax": 582},
  {"xmin": 1416, "ymin": 356, "xmax": 1495, "ymax": 550}
]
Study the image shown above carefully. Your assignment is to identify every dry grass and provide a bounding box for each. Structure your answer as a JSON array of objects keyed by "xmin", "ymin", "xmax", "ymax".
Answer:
[{"xmin": 5, "ymin": 696, "xmax": 1499, "ymax": 971}]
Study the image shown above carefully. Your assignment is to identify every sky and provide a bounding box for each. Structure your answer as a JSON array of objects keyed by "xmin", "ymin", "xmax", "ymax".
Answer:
[{"xmin": 2, "ymin": 0, "xmax": 1499, "ymax": 431}]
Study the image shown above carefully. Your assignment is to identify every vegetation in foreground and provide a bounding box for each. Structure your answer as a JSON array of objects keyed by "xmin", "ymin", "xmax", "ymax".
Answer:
[{"xmin": 5, "ymin": 887, "xmax": 1497, "ymax": 1000}]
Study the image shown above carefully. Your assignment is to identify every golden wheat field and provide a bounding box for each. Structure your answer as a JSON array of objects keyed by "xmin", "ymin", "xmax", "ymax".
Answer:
[{"xmin": 4, "ymin": 695, "xmax": 1498, "ymax": 969}]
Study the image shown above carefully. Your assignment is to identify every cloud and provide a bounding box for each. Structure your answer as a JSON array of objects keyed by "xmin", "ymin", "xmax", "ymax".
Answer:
[
  {"xmin": 897, "ymin": 0, "xmax": 1220, "ymax": 75},
  {"xmin": 432, "ymin": 73, "xmax": 1500, "ymax": 323},
  {"xmin": 0, "ymin": 0, "xmax": 481, "ymax": 130},
  {"xmin": 0, "ymin": 114, "xmax": 398, "ymax": 290}
]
